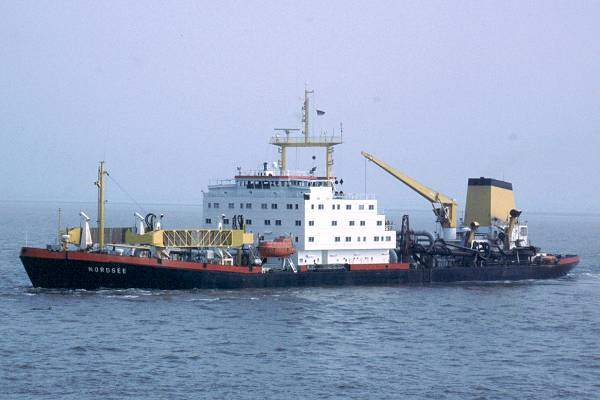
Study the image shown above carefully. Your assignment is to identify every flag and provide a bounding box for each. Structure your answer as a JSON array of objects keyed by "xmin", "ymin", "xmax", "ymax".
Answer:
[{"xmin": 316, "ymin": 109, "xmax": 325, "ymax": 116}]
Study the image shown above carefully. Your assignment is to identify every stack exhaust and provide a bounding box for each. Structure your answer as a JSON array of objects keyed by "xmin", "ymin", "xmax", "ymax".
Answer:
[{"xmin": 464, "ymin": 177, "xmax": 515, "ymax": 227}]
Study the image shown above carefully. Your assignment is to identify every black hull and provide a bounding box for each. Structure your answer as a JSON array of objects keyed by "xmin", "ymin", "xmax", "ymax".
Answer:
[{"xmin": 20, "ymin": 251, "xmax": 578, "ymax": 290}]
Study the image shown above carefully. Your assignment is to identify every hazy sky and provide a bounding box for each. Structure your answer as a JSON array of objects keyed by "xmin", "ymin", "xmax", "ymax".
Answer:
[{"xmin": 1, "ymin": 1, "xmax": 599, "ymax": 214}]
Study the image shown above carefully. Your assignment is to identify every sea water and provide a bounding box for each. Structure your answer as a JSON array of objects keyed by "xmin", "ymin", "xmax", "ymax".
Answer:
[{"xmin": 1, "ymin": 202, "xmax": 599, "ymax": 399}]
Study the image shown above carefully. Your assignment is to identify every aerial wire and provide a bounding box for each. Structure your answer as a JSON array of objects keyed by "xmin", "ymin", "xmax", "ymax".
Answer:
[{"xmin": 106, "ymin": 172, "xmax": 148, "ymax": 215}]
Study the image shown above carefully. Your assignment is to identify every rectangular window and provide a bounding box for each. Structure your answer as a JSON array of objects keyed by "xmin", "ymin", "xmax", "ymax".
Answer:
[
  {"xmin": 205, "ymin": 218, "xmax": 212, "ymax": 224},
  {"xmin": 374, "ymin": 236, "xmax": 379, "ymax": 241},
  {"xmin": 223, "ymin": 218, "xmax": 230, "ymax": 224},
  {"xmin": 308, "ymin": 237, "xmax": 314, "ymax": 242},
  {"xmin": 332, "ymin": 204, "xmax": 336, "ymax": 210},
  {"xmin": 369, "ymin": 204, "xmax": 375, "ymax": 210},
  {"xmin": 208, "ymin": 203, "xmax": 212, "ymax": 208},
  {"xmin": 331, "ymin": 221, "xmax": 337, "ymax": 226},
  {"xmin": 228, "ymin": 203, "xmax": 234, "ymax": 209},
  {"xmin": 318, "ymin": 204, "xmax": 324, "ymax": 210},
  {"xmin": 349, "ymin": 221, "xmax": 355, "ymax": 226},
  {"xmin": 275, "ymin": 220, "xmax": 282, "ymax": 226},
  {"xmin": 308, "ymin": 220, "xmax": 314, "ymax": 226},
  {"xmin": 295, "ymin": 237, "xmax": 298, "ymax": 243},
  {"xmin": 311, "ymin": 204, "xmax": 315, "ymax": 210},
  {"xmin": 246, "ymin": 203, "xmax": 252, "ymax": 209},
  {"xmin": 346, "ymin": 204, "xmax": 351, "ymax": 210},
  {"xmin": 360, "ymin": 221, "xmax": 366, "ymax": 226},
  {"xmin": 363, "ymin": 236, "xmax": 366, "ymax": 242},
  {"xmin": 295, "ymin": 204, "xmax": 299, "ymax": 210},
  {"xmin": 213, "ymin": 202, "xmax": 220, "ymax": 209},
  {"xmin": 334, "ymin": 237, "xmax": 340, "ymax": 242},
  {"xmin": 295, "ymin": 220, "xmax": 301, "ymax": 226},
  {"xmin": 287, "ymin": 204, "xmax": 293, "ymax": 210},
  {"xmin": 377, "ymin": 220, "xmax": 383, "ymax": 226},
  {"xmin": 240, "ymin": 203, "xmax": 244, "ymax": 209},
  {"xmin": 264, "ymin": 220, "xmax": 271, "ymax": 225},
  {"xmin": 386, "ymin": 236, "xmax": 391, "ymax": 241},
  {"xmin": 337, "ymin": 204, "xmax": 341, "ymax": 210},
  {"xmin": 271, "ymin": 203, "xmax": 278, "ymax": 209},
  {"xmin": 357, "ymin": 237, "xmax": 361, "ymax": 242},
  {"xmin": 345, "ymin": 236, "xmax": 351, "ymax": 242},
  {"xmin": 359, "ymin": 204, "xmax": 364, "ymax": 210},
  {"xmin": 246, "ymin": 219, "xmax": 252, "ymax": 225},
  {"xmin": 261, "ymin": 203, "xmax": 268, "ymax": 209}
]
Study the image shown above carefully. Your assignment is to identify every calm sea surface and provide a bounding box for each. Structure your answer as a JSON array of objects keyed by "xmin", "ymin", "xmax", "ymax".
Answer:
[{"xmin": 1, "ymin": 202, "xmax": 599, "ymax": 399}]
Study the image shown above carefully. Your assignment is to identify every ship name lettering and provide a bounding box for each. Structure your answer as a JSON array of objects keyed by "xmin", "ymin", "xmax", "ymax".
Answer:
[{"xmin": 87, "ymin": 266, "xmax": 127, "ymax": 274}]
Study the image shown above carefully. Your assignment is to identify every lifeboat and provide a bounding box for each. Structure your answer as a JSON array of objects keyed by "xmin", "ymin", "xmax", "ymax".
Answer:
[{"xmin": 258, "ymin": 236, "xmax": 295, "ymax": 258}]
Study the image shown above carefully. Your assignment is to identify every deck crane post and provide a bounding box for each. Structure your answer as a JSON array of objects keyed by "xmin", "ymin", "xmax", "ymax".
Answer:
[{"xmin": 361, "ymin": 151, "xmax": 458, "ymax": 240}]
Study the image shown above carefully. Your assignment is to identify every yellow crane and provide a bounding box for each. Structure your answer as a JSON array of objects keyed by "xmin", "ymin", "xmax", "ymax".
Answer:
[{"xmin": 361, "ymin": 151, "xmax": 458, "ymax": 240}]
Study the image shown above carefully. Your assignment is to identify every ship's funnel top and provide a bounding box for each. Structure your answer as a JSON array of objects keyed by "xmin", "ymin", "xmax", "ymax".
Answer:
[{"xmin": 464, "ymin": 177, "xmax": 515, "ymax": 227}]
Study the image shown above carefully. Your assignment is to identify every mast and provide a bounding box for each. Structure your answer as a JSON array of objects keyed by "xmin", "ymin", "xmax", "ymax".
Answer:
[
  {"xmin": 96, "ymin": 161, "xmax": 107, "ymax": 249},
  {"xmin": 303, "ymin": 88, "xmax": 313, "ymax": 142},
  {"xmin": 269, "ymin": 89, "xmax": 342, "ymax": 180}
]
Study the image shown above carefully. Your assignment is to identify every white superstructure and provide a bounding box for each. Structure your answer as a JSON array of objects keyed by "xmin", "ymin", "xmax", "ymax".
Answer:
[
  {"xmin": 202, "ymin": 89, "xmax": 396, "ymax": 266},
  {"xmin": 202, "ymin": 165, "xmax": 395, "ymax": 266}
]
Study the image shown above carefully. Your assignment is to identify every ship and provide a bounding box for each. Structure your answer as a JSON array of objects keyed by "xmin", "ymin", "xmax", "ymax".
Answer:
[{"xmin": 20, "ymin": 90, "xmax": 579, "ymax": 290}]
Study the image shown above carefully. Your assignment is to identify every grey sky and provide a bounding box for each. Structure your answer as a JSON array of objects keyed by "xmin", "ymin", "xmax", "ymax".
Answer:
[{"xmin": 1, "ymin": 1, "xmax": 599, "ymax": 214}]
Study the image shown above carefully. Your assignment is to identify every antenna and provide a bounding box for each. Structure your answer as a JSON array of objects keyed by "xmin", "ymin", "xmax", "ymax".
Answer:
[{"xmin": 56, "ymin": 208, "xmax": 61, "ymax": 246}]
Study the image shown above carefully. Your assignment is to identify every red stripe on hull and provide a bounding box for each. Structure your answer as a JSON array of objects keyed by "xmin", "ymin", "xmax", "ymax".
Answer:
[
  {"xmin": 20, "ymin": 248, "xmax": 410, "ymax": 274},
  {"xmin": 559, "ymin": 256, "xmax": 580, "ymax": 265}
]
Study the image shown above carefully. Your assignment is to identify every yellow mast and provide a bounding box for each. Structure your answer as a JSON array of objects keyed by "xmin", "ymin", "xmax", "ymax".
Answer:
[
  {"xmin": 269, "ymin": 89, "xmax": 342, "ymax": 179},
  {"xmin": 95, "ymin": 161, "xmax": 107, "ymax": 249}
]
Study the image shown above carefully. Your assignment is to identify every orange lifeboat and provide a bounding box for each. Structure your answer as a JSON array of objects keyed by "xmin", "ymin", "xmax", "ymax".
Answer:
[{"xmin": 258, "ymin": 236, "xmax": 296, "ymax": 258}]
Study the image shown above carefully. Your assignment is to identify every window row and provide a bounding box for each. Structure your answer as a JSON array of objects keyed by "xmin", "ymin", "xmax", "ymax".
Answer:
[
  {"xmin": 307, "ymin": 220, "xmax": 383, "ymax": 227},
  {"xmin": 206, "ymin": 218, "xmax": 301, "ymax": 227},
  {"xmin": 208, "ymin": 202, "xmax": 300, "ymax": 210},
  {"xmin": 307, "ymin": 235, "xmax": 392, "ymax": 243},
  {"xmin": 309, "ymin": 203, "xmax": 376, "ymax": 211}
]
